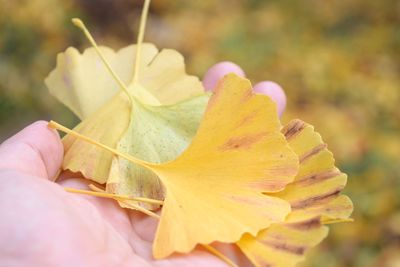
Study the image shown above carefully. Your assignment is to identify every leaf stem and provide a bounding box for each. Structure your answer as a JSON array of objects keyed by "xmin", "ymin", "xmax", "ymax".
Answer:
[
  {"xmin": 71, "ymin": 18, "xmax": 133, "ymax": 103},
  {"xmin": 64, "ymin": 187, "xmax": 160, "ymax": 219},
  {"xmin": 122, "ymin": 201, "xmax": 160, "ymax": 219},
  {"xmin": 64, "ymin": 187, "xmax": 163, "ymax": 205},
  {"xmin": 48, "ymin": 121, "xmax": 155, "ymax": 169},
  {"xmin": 132, "ymin": 0, "xmax": 151, "ymax": 86}
]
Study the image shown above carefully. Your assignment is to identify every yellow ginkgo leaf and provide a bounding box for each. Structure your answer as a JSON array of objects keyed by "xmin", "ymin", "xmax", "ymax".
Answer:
[
  {"xmin": 237, "ymin": 119, "xmax": 353, "ymax": 267},
  {"xmin": 139, "ymin": 49, "xmax": 205, "ymax": 104},
  {"xmin": 107, "ymin": 94, "xmax": 209, "ymax": 208},
  {"xmin": 46, "ymin": 44, "xmax": 204, "ymax": 117},
  {"xmin": 238, "ymin": 219, "xmax": 328, "ymax": 267},
  {"xmin": 46, "ymin": 43, "xmax": 205, "ymax": 183},
  {"xmin": 62, "ymin": 92, "xmax": 130, "ymax": 183},
  {"xmin": 277, "ymin": 120, "xmax": 353, "ymax": 223},
  {"xmin": 147, "ymin": 74, "xmax": 299, "ymax": 258},
  {"xmin": 49, "ymin": 73, "xmax": 299, "ymax": 259},
  {"xmin": 45, "ymin": 44, "xmax": 159, "ymax": 119}
]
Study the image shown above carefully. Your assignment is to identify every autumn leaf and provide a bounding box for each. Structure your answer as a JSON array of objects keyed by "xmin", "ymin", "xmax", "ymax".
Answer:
[
  {"xmin": 44, "ymin": 2, "xmax": 354, "ymax": 265},
  {"xmin": 107, "ymin": 94, "xmax": 209, "ymax": 208},
  {"xmin": 238, "ymin": 221, "xmax": 329, "ymax": 267},
  {"xmin": 144, "ymin": 74, "xmax": 298, "ymax": 258},
  {"xmin": 61, "ymin": 92, "xmax": 130, "ymax": 183},
  {"xmin": 45, "ymin": 43, "xmax": 204, "ymax": 184},
  {"xmin": 46, "ymin": 44, "xmax": 158, "ymax": 119},
  {"xmin": 49, "ymin": 73, "xmax": 299, "ymax": 259},
  {"xmin": 277, "ymin": 120, "xmax": 353, "ymax": 223},
  {"xmin": 237, "ymin": 119, "xmax": 353, "ymax": 267}
]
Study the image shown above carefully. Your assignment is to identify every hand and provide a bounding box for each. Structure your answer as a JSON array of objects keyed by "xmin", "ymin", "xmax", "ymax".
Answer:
[{"xmin": 0, "ymin": 62, "xmax": 286, "ymax": 267}]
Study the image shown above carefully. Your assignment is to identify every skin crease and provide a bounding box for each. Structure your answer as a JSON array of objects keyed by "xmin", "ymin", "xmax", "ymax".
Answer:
[{"xmin": 0, "ymin": 62, "xmax": 286, "ymax": 267}]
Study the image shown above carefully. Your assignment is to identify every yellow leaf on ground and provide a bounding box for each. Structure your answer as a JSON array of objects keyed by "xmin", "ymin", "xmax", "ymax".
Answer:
[{"xmin": 237, "ymin": 119, "xmax": 353, "ymax": 267}]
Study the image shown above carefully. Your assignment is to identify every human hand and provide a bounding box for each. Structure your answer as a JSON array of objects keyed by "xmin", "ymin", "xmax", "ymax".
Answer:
[{"xmin": 0, "ymin": 62, "xmax": 286, "ymax": 267}]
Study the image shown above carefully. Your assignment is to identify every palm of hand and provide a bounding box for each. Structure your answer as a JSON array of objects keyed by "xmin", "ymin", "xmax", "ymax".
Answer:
[{"xmin": 1, "ymin": 172, "xmax": 232, "ymax": 267}]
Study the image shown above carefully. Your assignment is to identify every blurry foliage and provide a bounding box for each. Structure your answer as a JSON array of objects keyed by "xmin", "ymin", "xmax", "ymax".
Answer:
[{"xmin": 0, "ymin": 0, "xmax": 399, "ymax": 266}]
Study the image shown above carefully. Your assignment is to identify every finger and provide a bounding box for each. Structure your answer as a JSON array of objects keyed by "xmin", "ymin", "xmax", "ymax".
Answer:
[
  {"xmin": 0, "ymin": 121, "xmax": 63, "ymax": 179},
  {"xmin": 202, "ymin": 61, "xmax": 245, "ymax": 91},
  {"xmin": 253, "ymin": 81, "xmax": 287, "ymax": 117}
]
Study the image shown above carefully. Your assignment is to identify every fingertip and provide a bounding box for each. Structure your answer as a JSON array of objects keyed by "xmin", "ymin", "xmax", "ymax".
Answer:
[
  {"xmin": 253, "ymin": 81, "xmax": 287, "ymax": 117},
  {"xmin": 203, "ymin": 61, "xmax": 245, "ymax": 92},
  {"xmin": 28, "ymin": 121, "xmax": 64, "ymax": 177},
  {"xmin": 0, "ymin": 121, "xmax": 64, "ymax": 179}
]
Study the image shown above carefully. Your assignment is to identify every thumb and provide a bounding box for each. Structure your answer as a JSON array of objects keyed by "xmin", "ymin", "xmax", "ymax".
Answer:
[{"xmin": 0, "ymin": 121, "xmax": 63, "ymax": 180}]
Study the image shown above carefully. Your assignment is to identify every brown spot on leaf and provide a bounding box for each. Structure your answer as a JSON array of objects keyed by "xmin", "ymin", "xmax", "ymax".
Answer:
[
  {"xmin": 206, "ymin": 80, "xmax": 224, "ymax": 109},
  {"xmin": 287, "ymin": 217, "xmax": 321, "ymax": 230},
  {"xmin": 261, "ymin": 240, "xmax": 306, "ymax": 255},
  {"xmin": 299, "ymin": 143, "xmax": 327, "ymax": 163},
  {"xmin": 236, "ymin": 111, "xmax": 258, "ymax": 128},
  {"xmin": 253, "ymin": 255, "xmax": 273, "ymax": 267},
  {"xmin": 292, "ymin": 170, "xmax": 341, "ymax": 186},
  {"xmin": 292, "ymin": 188, "xmax": 343, "ymax": 210},
  {"xmin": 249, "ymin": 180, "xmax": 288, "ymax": 192},
  {"xmin": 240, "ymin": 88, "xmax": 254, "ymax": 104},
  {"xmin": 282, "ymin": 120, "xmax": 306, "ymax": 140},
  {"xmin": 220, "ymin": 132, "xmax": 268, "ymax": 151}
]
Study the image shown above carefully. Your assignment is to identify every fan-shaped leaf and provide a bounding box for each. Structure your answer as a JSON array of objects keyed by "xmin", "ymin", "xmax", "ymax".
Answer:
[
  {"xmin": 107, "ymin": 95, "xmax": 209, "ymax": 207},
  {"xmin": 145, "ymin": 74, "xmax": 299, "ymax": 258},
  {"xmin": 46, "ymin": 44, "xmax": 204, "ymax": 183},
  {"xmin": 237, "ymin": 119, "xmax": 353, "ymax": 267},
  {"xmin": 45, "ymin": 44, "xmax": 159, "ymax": 119}
]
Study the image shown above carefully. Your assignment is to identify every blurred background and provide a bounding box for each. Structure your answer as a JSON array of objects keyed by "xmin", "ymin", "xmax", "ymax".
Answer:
[{"xmin": 0, "ymin": 0, "xmax": 399, "ymax": 266}]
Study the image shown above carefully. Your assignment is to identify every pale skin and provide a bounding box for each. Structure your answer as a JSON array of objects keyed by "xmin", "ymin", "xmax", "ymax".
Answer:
[{"xmin": 0, "ymin": 62, "xmax": 286, "ymax": 267}]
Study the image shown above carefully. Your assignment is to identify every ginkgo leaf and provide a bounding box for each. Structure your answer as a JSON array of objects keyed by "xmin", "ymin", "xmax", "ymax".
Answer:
[
  {"xmin": 46, "ymin": 43, "xmax": 205, "ymax": 183},
  {"xmin": 62, "ymin": 92, "xmax": 130, "ymax": 183},
  {"xmin": 107, "ymin": 94, "xmax": 209, "ymax": 207},
  {"xmin": 237, "ymin": 119, "xmax": 353, "ymax": 267},
  {"xmin": 45, "ymin": 44, "xmax": 159, "ymax": 120},
  {"xmin": 277, "ymin": 120, "xmax": 353, "ymax": 223},
  {"xmin": 46, "ymin": 44, "xmax": 204, "ymax": 118},
  {"xmin": 238, "ymin": 219, "xmax": 329, "ymax": 267},
  {"xmin": 142, "ymin": 74, "xmax": 299, "ymax": 258},
  {"xmin": 138, "ymin": 49, "xmax": 205, "ymax": 104},
  {"xmin": 49, "ymin": 73, "xmax": 299, "ymax": 259}
]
